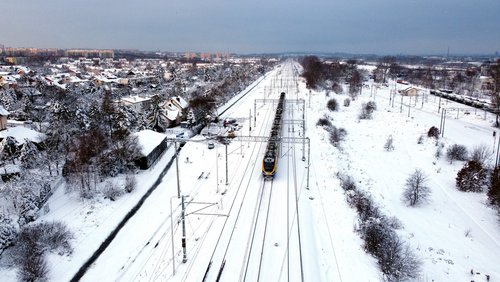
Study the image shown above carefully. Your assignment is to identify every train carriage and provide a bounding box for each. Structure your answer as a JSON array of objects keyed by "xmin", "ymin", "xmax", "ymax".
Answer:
[{"xmin": 262, "ymin": 92, "xmax": 286, "ymax": 178}]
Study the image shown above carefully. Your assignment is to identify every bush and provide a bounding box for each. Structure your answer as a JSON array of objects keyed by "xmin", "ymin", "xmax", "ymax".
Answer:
[
  {"xmin": 338, "ymin": 173, "xmax": 421, "ymax": 281},
  {"xmin": 37, "ymin": 221, "xmax": 74, "ymax": 255},
  {"xmin": 349, "ymin": 190, "xmax": 381, "ymax": 223},
  {"xmin": 427, "ymin": 126, "xmax": 440, "ymax": 138},
  {"xmin": 379, "ymin": 237, "xmax": 422, "ymax": 281},
  {"xmin": 417, "ymin": 135, "xmax": 424, "ymax": 144},
  {"xmin": 338, "ymin": 173, "xmax": 356, "ymax": 191},
  {"xmin": 344, "ymin": 98, "xmax": 351, "ymax": 107},
  {"xmin": 328, "ymin": 126, "xmax": 347, "ymax": 147},
  {"xmin": 316, "ymin": 116, "xmax": 332, "ymax": 127},
  {"xmin": 456, "ymin": 160, "xmax": 487, "ymax": 192},
  {"xmin": 384, "ymin": 135, "xmax": 395, "ymax": 151},
  {"xmin": 470, "ymin": 144, "xmax": 492, "ymax": 167},
  {"xmin": 18, "ymin": 249, "xmax": 48, "ymax": 282},
  {"xmin": 365, "ymin": 101, "xmax": 377, "ymax": 112},
  {"xmin": 103, "ymin": 181, "xmax": 123, "ymax": 201},
  {"xmin": 488, "ymin": 166, "xmax": 500, "ymax": 207},
  {"xmin": 15, "ymin": 221, "xmax": 73, "ymax": 282},
  {"xmin": 359, "ymin": 101, "xmax": 377, "ymax": 120},
  {"xmin": 435, "ymin": 142, "xmax": 444, "ymax": 159},
  {"xmin": 327, "ymin": 98, "xmax": 339, "ymax": 111},
  {"xmin": 16, "ymin": 222, "xmax": 74, "ymax": 257},
  {"xmin": 125, "ymin": 175, "xmax": 137, "ymax": 193},
  {"xmin": 446, "ymin": 144, "xmax": 468, "ymax": 163},
  {"xmin": 332, "ymin": 82, "xmax": 343, "ymax": 94}
]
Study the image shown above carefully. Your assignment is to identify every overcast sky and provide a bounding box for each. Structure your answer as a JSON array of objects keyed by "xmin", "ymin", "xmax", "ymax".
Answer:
[{"xmin": 1, "ymin": 0, "xmax": 499, "ymax": 55}]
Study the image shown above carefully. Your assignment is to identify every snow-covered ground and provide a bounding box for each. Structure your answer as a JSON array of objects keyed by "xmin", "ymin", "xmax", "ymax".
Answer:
[
  {"xmin": 305, "ymin": 78, "xmax": 500, "ymax": 281},
  {"xmin": 2, "ymin": 61, "xmax": 499, "ymax": 282}
]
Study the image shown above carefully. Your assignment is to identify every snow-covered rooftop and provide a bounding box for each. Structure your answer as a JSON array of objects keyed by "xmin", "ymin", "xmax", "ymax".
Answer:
[
  {"xmin": 0, "ymin": 125, "xmax": 44, "ymax": 144},
  {"xmin": 171, "ymin": 96, "xmax": 189, "ymax": 109},
  {"xmin": 121, "ymin": 95, "xmax": 151, "ymax": 104},
  {"xmin": 0, "ymin": 105, "xmax": 9, "ymax": 116},
  {"xmin": 134, "ymin": 129, "xmax": 166, "ymax": 156}
]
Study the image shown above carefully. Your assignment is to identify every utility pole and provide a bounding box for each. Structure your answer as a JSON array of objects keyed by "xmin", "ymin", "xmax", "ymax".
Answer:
[
  {"xmin": 493, "ymin": 131, "xmax": 500, "ymax": 168},
  {"xmin": 249, "ymin": 109, "xmax": 252, "ymax": 134},
  {"xmin": 392, "ymin": 82, "xmax": 396, "ymax": 107},
  {"xmin": 216, "ymin": 148, "xmax": 219, "ymax": 193},
  {"xmin": 302, "ymin": 117, "xmax": 306, "ymax": 161},
  {"xmin": 408, "ymin": 96, "xmax": 411, "ymax": 117},
  {"xmin": 225, "ymin": 143, "xmax": 229, "ymax": 185},
  {"xmin": 181, "ymin": 195, "xmax": 187, "ymax": 263},
  {"xmin": 496, "ymin": 131, "xmax": 500, "ymax": 168},
  {"xmin": 175, "ymin": 141, "xmax": 181, "ymax": 198},
  {"xmin": 169, "ymin": 197, "xmax": 176, "ymax": 275},
  {"xmin": 307, "ymin": 137, "xmax": 311, "ymax": 190},
  {"xmin": 400, "ymin": 94, "xmax": 403, "ymax": 113},
  {"xmin": 389, "ymin": 88, "xmax": 392, "ymax": 106},
  {"xmin": 254, "ymin": 101, "xmax": 257, "ymax": 128},
  {"xmin": 249, "ymin": 109, "xmax": 252, "ymax": 148},
  {"xmin": 493, "ymin": 131, "xmax": 497, "ymax": 166},
  {"xmin": 441, "ymin": 109, "xmax": 447, "ymax": 137}
]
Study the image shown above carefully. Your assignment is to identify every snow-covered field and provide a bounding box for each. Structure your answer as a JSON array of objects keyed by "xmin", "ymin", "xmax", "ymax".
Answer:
[
  {"xmin": 2, "ymin": 61, "xmax": 499, "ymax": 282},
  {"xmin": 305, "ymin": 77, "xmax": 500, "ymax": 280}
]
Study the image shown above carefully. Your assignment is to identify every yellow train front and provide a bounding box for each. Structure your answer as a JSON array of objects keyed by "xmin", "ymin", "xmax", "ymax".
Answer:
[
  {"xmin": 262, "ymin": 143, "xmax": 278, "ymax": 178},
  {"xmin": 262, "ymin": 92, "xmax": 285, "ymax": 179}
]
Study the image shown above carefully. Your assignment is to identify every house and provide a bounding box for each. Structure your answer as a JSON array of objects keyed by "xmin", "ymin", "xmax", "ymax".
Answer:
[
  {"xmin": 169, "ymin": 96, "xmax": 189, "ymax": 113},
  {"xmin": 121, "ymin": 95, "xmax": 152, "ymax": 112},
  {"xmin": 134, "ymin": 130, "xmax": 169, "ymax": 169},
  {"xmin": 399, "ymin": 86, "xmax": 419, "ymax": 96},
  {"xmin": 0, "ymin": 105, "xmax": 9, "ymax": 131},
  {"xmin": 160, "ymin": 101, "xmax": 182, "ymax": 128},
  {"xmin": 479, "ymin": 76, "xmax": 494, "ymax": 92}
]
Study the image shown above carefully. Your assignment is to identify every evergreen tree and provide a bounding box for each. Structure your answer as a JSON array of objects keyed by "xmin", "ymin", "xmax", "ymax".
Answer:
[
  {"xmin": 19, "ymin": 141, "xmax": 39, "ymax": 169},
  {"xmin": 456, "ymin": 160, "xmax": 486, "ymax": 192},
  {"xmin": 488, "ymin": 166, "xmax": 500, "ymax": 207},
  {"xmin": 0, "ymin": 211, "xmax": 17, "ymax": 251}
]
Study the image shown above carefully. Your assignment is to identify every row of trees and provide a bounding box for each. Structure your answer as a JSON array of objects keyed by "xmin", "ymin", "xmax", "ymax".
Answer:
[{"xmin": 300, "ymin": 56, "xmax": 364, "ymax": 98}]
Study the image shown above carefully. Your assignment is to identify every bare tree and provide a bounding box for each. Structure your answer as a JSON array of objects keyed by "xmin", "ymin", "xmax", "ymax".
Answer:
[
  {"xmin": 384, "ymin": 135, "xmax": 395, "ymax": 151},
  {"xmin": 402, "ymin": 169, "xmax": 431, "ymax": 206},
  {"xmin": 373, "ymin": 56, "xmax": 395, "ymax": 83},
  {"xmin": 349, "ymin": 69, "xmax": 362, "ymax": 100},
  {"xmin": 470, "ymin": 144, "xmax": 492, "ymax": 168}
]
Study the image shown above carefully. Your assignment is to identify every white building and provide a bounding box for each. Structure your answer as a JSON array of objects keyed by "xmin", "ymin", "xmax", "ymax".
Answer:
[{"xmin": 121, "ymin": 95, "xmax": 152, "ymax": 112}]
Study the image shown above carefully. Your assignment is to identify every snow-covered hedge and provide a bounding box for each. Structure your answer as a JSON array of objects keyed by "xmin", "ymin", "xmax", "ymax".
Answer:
[{"xmin": 338, "ymin": 173, "xmax": 421, "ymax": 281}]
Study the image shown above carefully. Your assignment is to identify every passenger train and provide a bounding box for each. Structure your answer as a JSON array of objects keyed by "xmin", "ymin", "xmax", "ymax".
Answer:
[
  {"xmin": 262, "ymin": 92, "xmax": 286, "ymax": 178},
  {"xmin": 430, "ymin": 89, "xmax": 494, "ymax": 110}
]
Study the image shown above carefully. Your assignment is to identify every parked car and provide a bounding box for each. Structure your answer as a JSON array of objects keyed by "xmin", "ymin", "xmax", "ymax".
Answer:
[{"xmin": 208, "ymin": 142, "xmax": 215, "ymax": 149}]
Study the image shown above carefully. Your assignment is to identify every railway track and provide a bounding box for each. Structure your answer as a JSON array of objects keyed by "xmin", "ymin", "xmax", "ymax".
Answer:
[
  {"xmin": 199, "ymin": 101, "xmax": 275, "ymax": 282},
  {"xmin": 241, "ymin": 179, "xmax": 274, "ymax": 281}
]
